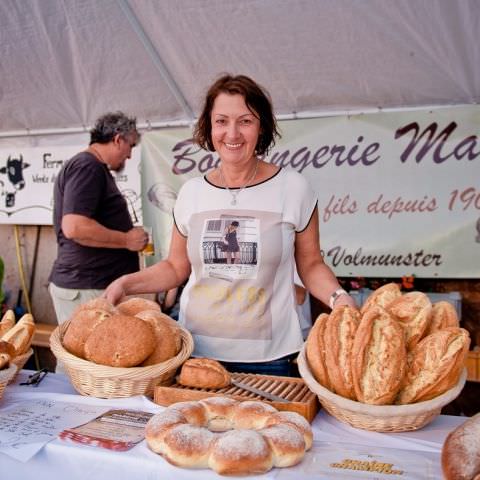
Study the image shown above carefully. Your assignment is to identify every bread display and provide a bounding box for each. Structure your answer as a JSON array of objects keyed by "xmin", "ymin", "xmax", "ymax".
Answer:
[
  {"xmin": 145, "ymin": 396, "xmax": 312, "ymax": 475},
  {"xmin": 396, "ymin": 327, "xmax": 470, "ymax": 404},
  {"xmin": 324, "ymin": 306, "xmax": 360, "ymax": 399},
  {"xmin": 441, "ymin": 413, "xmax": 480, "ymax": 480},
  {"xmin": 351, "ymin": 306, "xmax": 406, "ymax": 405},
  {"xmin": 61, "ymin": 297, "xmax": 181, "ymax": 368},
  {"xmin": 305, "ymin": 287, "xmax": 469, "ymax": 407},
  {"xmin": 387, "ymin": 291, "xmax": 432, "ymax": 350},
  {"xmin": 178, "ymin": 358, "xmax": 231, "ymax": 389}
]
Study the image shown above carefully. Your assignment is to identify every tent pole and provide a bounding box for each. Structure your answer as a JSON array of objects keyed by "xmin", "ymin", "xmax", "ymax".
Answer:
[{"xmin": 117, "ymin": 0, "xmax": 195, "ymax": 123}]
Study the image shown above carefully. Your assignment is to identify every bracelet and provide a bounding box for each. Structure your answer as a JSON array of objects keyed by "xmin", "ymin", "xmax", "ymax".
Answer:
[{"xmin": 329, "ymin": 288, "xmax": 349, "ymax": 309}]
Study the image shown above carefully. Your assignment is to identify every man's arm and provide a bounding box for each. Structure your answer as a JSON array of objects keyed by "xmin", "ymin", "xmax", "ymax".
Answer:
[{"xmin": 62, "ymin": 213, "xmax": 147, "ymax": 251}]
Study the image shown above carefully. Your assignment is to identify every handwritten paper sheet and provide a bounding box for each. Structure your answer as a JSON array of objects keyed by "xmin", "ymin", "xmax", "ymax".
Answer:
[{"xmin": 0, "ymin": 399, "xmax": 108, "ymax": 462}]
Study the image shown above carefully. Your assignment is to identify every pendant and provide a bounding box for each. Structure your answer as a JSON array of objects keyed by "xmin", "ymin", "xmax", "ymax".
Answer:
[{"xmin": 231, "ymin": 198, "xmax": 237, "ymax": 206}]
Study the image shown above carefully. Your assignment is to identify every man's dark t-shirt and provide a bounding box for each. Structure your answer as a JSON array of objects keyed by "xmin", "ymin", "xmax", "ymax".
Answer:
[{"xmin": 49, "ymin": 152, "xmax": 139, "ymax": 289}]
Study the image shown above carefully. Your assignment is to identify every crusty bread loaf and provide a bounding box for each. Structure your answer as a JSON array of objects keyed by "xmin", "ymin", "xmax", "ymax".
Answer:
[
  {"xmin": 0, "ymin": 352, "xmax": 10, "ymax": 370},
  {"xmin": 351, "ymin": 306, "xmax": 407, "ymax": 405},
  {"xmin": 0, "ymin": 340, "xmax": 16, "ymax": 358},
  {"xmin": 62, "ymin": 308, "xmax": 111, "ymax": 358},
  {"xmin": 73, "ymin": 297, "xmax": 118, "ymax": 316},
  {"xmin": 137, "ymin": 311, "xmax": 182, "ymax": 366},
  {"xmin": 135, "ymin": 309, "xmax": 182, "ymax": 358},
  {"xmin": 441, "ymin": 413, "xmax": 480, "ymax": 480},
  {"xmin": 387, "ymin": 291, "xmax": 432, "ymax": 350},
  {"xmin": 396, "ymin": 327, "xmax": 470, "ymax": 404},
  {"xmin": 360, "ymin": 283, "xmax": 402, "ymax": 315},
  {"xmin": 1, "ymin": 314, "xmax": 35, "ymax": 355},
  {"xmin": 305, "ymin": 313, "xmax": 331, "ymax": 390},
  {"xmin": 0, "ymin": 310, "xmax": 15, "ymax": 337},
  {"xmin": 178, "ymin": 358, "xmax": 231, "ymax": 389},
  {"xmin": 117, "ymin": 297, "xmax": 161, "ymax": 316},
  {"xmin": 324, "ymin": 305, "xmax": 360, "ymax": 400},
  {"xmin": 426, "ymin": 301, "xmax": 459, "ymax": 336},
  {"xmin": 84, "ymin": 314, "xmax": 156, "ymax": 367}
]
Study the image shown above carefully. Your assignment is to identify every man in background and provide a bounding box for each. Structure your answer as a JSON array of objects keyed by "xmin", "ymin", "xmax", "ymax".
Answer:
[{"xmin": 49, "ymin": 111, "xmax": 148, "ymax": 326}]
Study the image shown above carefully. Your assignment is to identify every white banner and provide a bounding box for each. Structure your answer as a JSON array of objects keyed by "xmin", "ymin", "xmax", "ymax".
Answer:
[
  {"xmin": 141, "ymin": 105, "xmax": 480, "ymax": 278},
  {"xmin": 0, "ymin": 146, "xmax": 142, "ymax": 225}
]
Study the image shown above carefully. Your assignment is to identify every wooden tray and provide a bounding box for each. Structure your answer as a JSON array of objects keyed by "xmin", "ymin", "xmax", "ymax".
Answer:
[{"xmin": 154, "ymin": 372, "xmax": 319, "ymax": 423}]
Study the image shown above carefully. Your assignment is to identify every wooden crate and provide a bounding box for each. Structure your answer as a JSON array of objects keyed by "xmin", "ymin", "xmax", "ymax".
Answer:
[
  {"xmin": 154, "ymin": 372, "xmax": 319, "ymax": 423},
  {"xmin": 466, "ymin": 350, "xmax": 480, "ymax": 382}
]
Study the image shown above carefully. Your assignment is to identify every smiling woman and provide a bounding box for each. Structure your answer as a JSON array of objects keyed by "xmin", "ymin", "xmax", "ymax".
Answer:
[{"xmin": 104, "ymin": 74, "xmax": 356, "ymax": 377}]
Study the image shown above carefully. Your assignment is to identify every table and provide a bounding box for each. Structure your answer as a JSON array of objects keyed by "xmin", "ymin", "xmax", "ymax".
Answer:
[{"xmin": 0, "ymin": 370, "xmax": 465, "ymax": 479}]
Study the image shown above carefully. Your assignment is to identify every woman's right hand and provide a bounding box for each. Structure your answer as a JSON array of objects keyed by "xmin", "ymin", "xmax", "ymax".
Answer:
[{"xmin": 103, "ymin": 276, "xmax": 128, "ymax": 305}]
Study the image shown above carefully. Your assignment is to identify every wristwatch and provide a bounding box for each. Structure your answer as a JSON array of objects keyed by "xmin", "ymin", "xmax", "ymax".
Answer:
[{"xmin": 329, "ymin": 288, "xmax": 349, "ymax": 309}]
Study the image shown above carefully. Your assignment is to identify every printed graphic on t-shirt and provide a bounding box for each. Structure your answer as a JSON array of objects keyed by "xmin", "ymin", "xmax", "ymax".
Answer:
[
  {"xmin": 201, "ymin": 215, "xmax": 260, "ymax": 282},
  {"xmin": 185, "ymin": 209, "xmax": 283, "ymax": 340}
]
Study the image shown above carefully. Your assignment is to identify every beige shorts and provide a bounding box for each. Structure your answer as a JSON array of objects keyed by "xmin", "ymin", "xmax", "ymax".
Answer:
[{"xmin": 48, "ymin": 283, "xmax": 104, "ymax": 325}]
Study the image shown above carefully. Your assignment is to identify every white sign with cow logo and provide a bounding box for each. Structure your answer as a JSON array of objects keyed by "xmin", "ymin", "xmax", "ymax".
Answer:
[{"xmin": 0, "ymin": 146, "xmax": 142, "ymax": 225}]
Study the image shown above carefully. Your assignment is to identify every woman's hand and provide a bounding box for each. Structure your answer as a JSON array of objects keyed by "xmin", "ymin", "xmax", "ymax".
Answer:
[
  {"xmin": 102, "ymin": 276, "xmax": 128, "ymax": 305},
  {"xmin": 332, "ymin": 294, "xmax": 358, "ymax": 310}
]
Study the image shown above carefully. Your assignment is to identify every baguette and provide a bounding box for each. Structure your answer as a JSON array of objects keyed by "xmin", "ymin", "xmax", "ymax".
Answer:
[
  {"xmin": 0, "ymin": 352, "xmax": 10, "ymax": 370},
  {"xmin": 0, "ymin": 310, "xmax": 15, "ymax": 337},
  {"xmin": 1, "ymin": 313, "xmax": 35, "ymax": 355}
]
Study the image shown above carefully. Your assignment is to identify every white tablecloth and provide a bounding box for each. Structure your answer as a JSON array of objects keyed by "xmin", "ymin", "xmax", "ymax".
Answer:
[{"xmin": 0, "ymin": 370, "xmax": 465, "ymax": 480}]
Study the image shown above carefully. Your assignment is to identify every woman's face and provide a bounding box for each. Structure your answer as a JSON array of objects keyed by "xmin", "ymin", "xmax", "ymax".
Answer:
[{"xmin": 211, "ymin": 93, "xmax": 260, "ymax": 167}]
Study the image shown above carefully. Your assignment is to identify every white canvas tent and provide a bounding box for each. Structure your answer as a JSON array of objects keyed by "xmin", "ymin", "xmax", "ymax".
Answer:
[{"xmin": 0, "ymin": 0, "xmax": 479, "ymax": 138}]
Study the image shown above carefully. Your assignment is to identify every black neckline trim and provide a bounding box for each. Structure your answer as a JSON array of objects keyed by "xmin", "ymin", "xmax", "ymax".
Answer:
[{"xmin": 204, "ymin": 167, "xmax": 283, "ymax": 190}]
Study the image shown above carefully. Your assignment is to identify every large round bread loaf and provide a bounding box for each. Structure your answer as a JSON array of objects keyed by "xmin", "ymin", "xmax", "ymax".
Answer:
[
  {"xmin": 84, "ymin": 315, "xmax": 156, "ymax": 367},
  {"xmin": 62, "ymin": 309, "xmax": 111, "ymax": 358},
  {"xmin": 305, "ymin": 313, "xmax": 331, "ymax": 390},
  {"xmin": 441, "ymin": 413, "xmax": 480, "ymax": 480}
]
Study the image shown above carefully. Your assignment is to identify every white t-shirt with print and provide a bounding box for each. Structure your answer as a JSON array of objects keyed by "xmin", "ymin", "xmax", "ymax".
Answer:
[{"xmin": 174, "ymin": 168, "xmax": 317, "ymax": 362}]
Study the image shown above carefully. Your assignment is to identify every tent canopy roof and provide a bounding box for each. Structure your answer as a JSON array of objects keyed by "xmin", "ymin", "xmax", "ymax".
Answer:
[{"xmin": 1, "ymin": 0, "xmax": 479, "ymax": 136}]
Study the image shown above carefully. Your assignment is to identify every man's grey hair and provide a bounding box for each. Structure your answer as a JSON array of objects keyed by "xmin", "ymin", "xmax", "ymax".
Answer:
[{"xmin": 89, "ymin": 111, "xmax": 139, "ymax": 145}]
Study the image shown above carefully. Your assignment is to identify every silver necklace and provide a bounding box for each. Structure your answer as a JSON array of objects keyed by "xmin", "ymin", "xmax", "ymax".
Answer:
[{"xmin": 218, "ymin": 159, "xmax": 259, "ymax": 206}]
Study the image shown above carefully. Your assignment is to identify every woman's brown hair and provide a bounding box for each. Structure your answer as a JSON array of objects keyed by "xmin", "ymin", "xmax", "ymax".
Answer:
[{"xmin": 193, "ymin": 74, "xmax": 280, "ymax": 156}]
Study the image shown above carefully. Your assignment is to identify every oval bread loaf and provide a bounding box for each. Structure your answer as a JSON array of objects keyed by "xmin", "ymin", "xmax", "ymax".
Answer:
[
  {"xmin": 324, "ymin": 305, "xmax": 360, "ymax": 400},
  {"xmin": 305, "ymin": 313, "xmax": 331, "ymax": 390},
  {"xmin": 396, "ymin": 327, "xmax": 470, "ymax": 404},
  {"xmin": 178, "ymin": 358, "xmax": 231, "ymax": 389}
]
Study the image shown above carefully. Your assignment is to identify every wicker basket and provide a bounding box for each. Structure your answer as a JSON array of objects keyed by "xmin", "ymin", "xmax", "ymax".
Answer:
[
  {"xmin": 9, "ymin": 348, "xmax": 33, "ymax": 384},
  {"xmin": 298, "ymin": 344, "xmax": 467, "ymax": 432},
  {"xmin": 50, "ymin": 321, "xmax": 194, "ymax": 398},
  {"xmin": 0, "ymin": 364, "xmax": 18, "ymax": 400}
]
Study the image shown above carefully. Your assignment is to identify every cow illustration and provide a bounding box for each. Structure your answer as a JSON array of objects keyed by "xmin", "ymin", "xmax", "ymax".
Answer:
[{"xmin": 0, "ymin": 155, "xmax": 30, "ymax": 207}]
